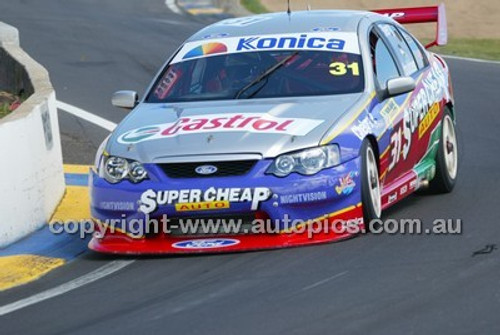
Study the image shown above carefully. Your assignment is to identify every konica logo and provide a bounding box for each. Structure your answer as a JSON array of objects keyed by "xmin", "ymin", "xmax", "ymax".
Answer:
[
  {"xmin": 236, "ymin": 35, "xmax": 345, "ymax": 51},
  {"xmin": 172, "ymin": 239, "xmax": 240, "ymax": 249}
]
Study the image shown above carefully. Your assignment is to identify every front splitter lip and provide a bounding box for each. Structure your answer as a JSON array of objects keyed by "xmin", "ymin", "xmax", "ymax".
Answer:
[{"xmin": 88, "ymin": 204, "xmax": 363, "ymax": 255}]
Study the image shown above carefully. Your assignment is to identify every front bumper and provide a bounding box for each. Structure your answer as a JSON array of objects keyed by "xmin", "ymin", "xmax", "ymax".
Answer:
[{"xmin": 89, "ymin": 158, "xmax": 363, "ymax": 254}]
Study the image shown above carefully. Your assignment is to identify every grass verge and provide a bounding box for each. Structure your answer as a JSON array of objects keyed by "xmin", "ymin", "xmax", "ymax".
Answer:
[
  {"xmin": 431, "ymin": 38, "xmax": 500, "ymax": 61},
  {"xmin": 0, "ymin": 91, "xmax": 24, "ymax": 119},
  {"xmin": 0, "ymin": 104, "xmax": 11, "ymax": 119},
  {"xmin": 241, "ymin": 0, "xmax": 268, "ymax": 14}
]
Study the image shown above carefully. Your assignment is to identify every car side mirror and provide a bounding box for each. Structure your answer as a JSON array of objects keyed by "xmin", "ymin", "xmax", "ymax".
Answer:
[
  {"xmin": 385, "ymin": 77, "xmax": 416, "ymax": 98},
  {"xmin": 112, "ymin": 90, "xmax": 138, "ymax": 109}
]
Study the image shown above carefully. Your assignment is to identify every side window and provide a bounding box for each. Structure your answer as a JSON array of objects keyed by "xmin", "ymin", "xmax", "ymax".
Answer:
[
  {"xmin": 399, "ymin": 29, "xmax": 428, "ymax": 70},
  {"xmin": 369, "ymin": 31, "xmax": 400, "ymax": 89},
  {"xmin": 378, "ymin": 23, "xmax": 419, "ymax": 76}
]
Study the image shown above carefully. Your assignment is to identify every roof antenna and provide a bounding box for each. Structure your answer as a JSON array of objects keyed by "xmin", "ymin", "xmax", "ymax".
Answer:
[{"xmin": 287, "ymin": 0, "xmax": 291, "ymax": 15}]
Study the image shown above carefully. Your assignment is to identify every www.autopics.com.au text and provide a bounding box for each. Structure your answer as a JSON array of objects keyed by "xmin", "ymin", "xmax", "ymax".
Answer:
[{"xmin": 50, "ymin": 215, "xmax": 463, "ymax": 239}]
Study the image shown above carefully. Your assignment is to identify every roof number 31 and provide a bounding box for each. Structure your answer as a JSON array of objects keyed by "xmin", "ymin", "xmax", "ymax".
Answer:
[{"xmin": 329, "ymin": 62, "xmax": 360, "ymax": 76}]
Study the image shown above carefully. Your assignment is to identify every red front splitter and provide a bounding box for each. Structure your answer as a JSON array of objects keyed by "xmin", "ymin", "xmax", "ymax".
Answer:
[{"xmin": 88, "ymin": 205, "xmax": 363, "ymax": 255}]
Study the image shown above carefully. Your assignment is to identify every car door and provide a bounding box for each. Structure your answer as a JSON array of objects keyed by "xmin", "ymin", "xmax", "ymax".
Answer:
[
  {"xmin": 370, "ymin": 23, "xmax": 435, "ymax": 188},
  {"xmin": 365, "ymin": 26, "xmax": 412, "ymax": 187}
]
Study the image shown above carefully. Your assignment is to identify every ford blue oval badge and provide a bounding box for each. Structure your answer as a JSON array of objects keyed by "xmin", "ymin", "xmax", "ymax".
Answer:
[
  {"xmin": 172, "ymin": 239, "xmax": 240, "ymax": 249},
  {"xmin": 195, "ymin": 165, "xmax": 218, "ymax": 175}
]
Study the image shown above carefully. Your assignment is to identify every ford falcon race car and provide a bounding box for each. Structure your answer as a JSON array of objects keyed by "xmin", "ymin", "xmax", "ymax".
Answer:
[{"xmin": 89, "ymin": 5, "xmax": 458, "ymax": 254}]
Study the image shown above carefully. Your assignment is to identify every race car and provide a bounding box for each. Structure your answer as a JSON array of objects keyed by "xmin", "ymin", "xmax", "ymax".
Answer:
[{"xmin": 89, "ymin": 4, "xmax": 458, "ymax": 254}]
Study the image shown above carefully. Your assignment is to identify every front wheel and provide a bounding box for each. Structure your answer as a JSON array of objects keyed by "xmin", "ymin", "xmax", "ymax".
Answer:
[
  {"xmin": 361, "ymin": 140, "xmax": 381, "ymax": 227},
  {"xmin": 428, "ymin": 108, "xmax": 458, "ymax": 193}
]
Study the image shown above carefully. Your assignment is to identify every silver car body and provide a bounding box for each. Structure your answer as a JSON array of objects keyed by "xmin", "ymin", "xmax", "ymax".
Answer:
[{"xmin": 105, "ymin": 11, "xmax": 396, "ymax": 162}]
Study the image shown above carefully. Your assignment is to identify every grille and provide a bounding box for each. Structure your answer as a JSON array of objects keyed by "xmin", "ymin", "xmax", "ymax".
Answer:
[{"xmin": 159, "ymin": 160, "xmax": 257, "ymax": 178}]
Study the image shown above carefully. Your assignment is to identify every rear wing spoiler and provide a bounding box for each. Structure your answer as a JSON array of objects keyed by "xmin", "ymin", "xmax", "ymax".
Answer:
[{"xmin": 372, "ymin": 3, "xmax": 447, "ymax": 48}]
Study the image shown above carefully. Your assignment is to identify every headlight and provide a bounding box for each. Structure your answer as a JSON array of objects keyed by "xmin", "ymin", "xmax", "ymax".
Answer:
[
  {"xmin": 275, "ymin": 155, "xmax": 295, "ymax": 175},
  {"xmin": 128, "ymin": 161, "xmax": 148, "ymax": 183},
  {"xmin": 99, "ymin": 155, "xmax": 149, "ymax": 184},
  {"xmin": 104, "ymin": 157, "xmax": 129, "ymax": 183},
  {"xmin": 267, "ymin": 145, "xmax": 340, "ymax": 177}
]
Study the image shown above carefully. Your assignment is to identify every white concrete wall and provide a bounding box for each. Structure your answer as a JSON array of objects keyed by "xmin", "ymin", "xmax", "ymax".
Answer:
[{"xmin": 0, "ymin": 22, "xmax": 65, "ymax": 247}]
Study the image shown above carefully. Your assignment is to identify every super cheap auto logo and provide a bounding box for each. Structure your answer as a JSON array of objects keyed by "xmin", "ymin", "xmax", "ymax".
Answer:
[
  {"xmin": 139, "ymin": 187, "xmax": 272, "ymax": 214},
  {"xmin": 118, "ymin": 113, "xmax": 324, "ymax": 144}
]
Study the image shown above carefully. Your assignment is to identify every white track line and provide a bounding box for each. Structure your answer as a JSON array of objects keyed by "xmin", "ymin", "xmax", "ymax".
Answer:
[
  {"xmin": 56, "ymin": 100, "xmax": 117, "ymax": 131},
  {"xmin": 165, "ymin": 0, "xmax": 182, "ymax": 14},
  {"xmin": 301, "ymin": 271, "xmax": 347, "ymax": 291},
  {"xmin": 441, "ymin": 54, "xmax": 500, "ymax": 65},
  {"xmin": 0, "ymin": 260, "xmax": 134, "ymax": 316}
]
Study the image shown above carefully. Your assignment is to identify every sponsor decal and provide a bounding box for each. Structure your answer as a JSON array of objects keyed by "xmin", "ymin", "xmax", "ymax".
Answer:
[
  {"xmin": 175, "ymin": 201, "xmax": 229, "ymax": 212},
  {"xmin": 119, "ymin": 126, "xmax": 161, "ymax": 143},
  {"xmin": 312, "ymin": 27, "xmax": 340, "ymax": 32},
  {"xmin": 171, "ymin": 32, "xmax": 360, "ymax": 63},
  {"xmin": 100, "ymin": 201, "xmax": 135, "ymax": 211},
  {"xmin": 236, "ymin": 34, "xmax": 344, "ymax": 52},
  {"xmin": 335, "ymin": 172, "xmax": 358, "ymax": 195},
  {"xmin": 172, "ymin": 238, "xmax": 240, "ymax": 249},
  {"xmin": 388, "ymin": 192, "xmax": 397, "ymax": 204},
  {"xmin": 400, "ymin": 185, "xmax": 408, "ymax": 196},
  {"xmin": 154, "ymin": 68, "xmax": 182, "ymax": 100},
  {"xmin": 139, "ymin": 187, "xmax": 271, "ymax": 214},
  {"xmin": 118, "ymin": 113, "xmax": 324, "ymax": 144},
  {"xmin": 203, "ymin": 33, "xmax": 229, "ymax": 39},
  {"xmin": 217, "ymin": 16, "xmax": 271, "ymax": 27},
  {"xmin": 388, "ymin": 62, "xmax": 449, "ymax": 172},
  {"xmin": 418, "ymin": 103, "xmax": 440, "ymax": 139},
  {"xmin": 183, "ymin": 42, "xmax": 228, "ymax": 60},
  {"xmin": 280, "ymin": 191, "xmax": 327, "ymax": 204},
  {"xmin": 380, "ymin": 12, "xmax": 405, "ymax": 19},
  {"xmin": 41, "ymin": 105, "xmax": 53, "ymax": 150},
  {"xmin": 195, "ymin": 165, "xmax": 218, "ymax": 175},
  {"xmin": 351, "ymin": 113, "xmax": 378, "ymax": 140},
  {"xmin": 380, "ymin": 99, "xmax": 399, "ymax": 123}
]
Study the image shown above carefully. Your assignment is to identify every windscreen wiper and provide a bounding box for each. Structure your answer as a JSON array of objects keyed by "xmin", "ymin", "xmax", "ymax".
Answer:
[{"xmin": 234, "ymin": 51, "xmax": 298, "ymax": 99}]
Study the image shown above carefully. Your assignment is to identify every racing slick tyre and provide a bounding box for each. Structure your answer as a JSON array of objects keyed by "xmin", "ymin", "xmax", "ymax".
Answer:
[
  {"xmin": 428, "ymin": 107, "xmax": 458, "ymax": 194},
  {"xmin": 361, "ymin": 139, "xmax": 382, "ymax": 230}
]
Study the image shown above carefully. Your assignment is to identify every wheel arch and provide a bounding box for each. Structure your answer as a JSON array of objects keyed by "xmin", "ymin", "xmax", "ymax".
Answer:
[
  {"xmin": 365, "ymin": 134, "xmax": 380, "ymax": 171},
  {"xmin": 445, "ymin": 101, "xmax": 456, "ymax": 121}
]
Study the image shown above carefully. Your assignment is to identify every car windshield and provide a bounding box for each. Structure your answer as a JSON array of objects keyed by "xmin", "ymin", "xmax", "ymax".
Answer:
[{"xmin": 147, "ymin": 50, "xmax": 364, "ymax": 103}]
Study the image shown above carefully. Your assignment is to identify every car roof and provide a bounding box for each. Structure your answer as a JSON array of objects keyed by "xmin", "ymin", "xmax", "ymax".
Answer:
[{"xmin": 187, "ymin": 10, "xmax": 373, "ymax": 42}]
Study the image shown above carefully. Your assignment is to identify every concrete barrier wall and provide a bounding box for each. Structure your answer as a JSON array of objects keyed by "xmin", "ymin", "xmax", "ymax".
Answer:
[{"xmin": 0, "ymin": 22, "xmax": 65, "ymax": 247}]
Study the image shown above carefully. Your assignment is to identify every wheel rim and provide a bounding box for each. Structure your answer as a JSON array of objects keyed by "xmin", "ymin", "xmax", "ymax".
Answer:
[
  {"xmin": 366, "ymin": 147, "xmax": 381, "ymax": 217},
  {"xmin": 443, "ymin": 115, "xmax": 458, "ymax": 179}
]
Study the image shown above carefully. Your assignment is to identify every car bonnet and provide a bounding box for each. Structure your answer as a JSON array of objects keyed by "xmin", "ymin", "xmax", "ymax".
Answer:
[{"xmin": 107, "ymin": 94, "xmax": 363, "ymax": 163}]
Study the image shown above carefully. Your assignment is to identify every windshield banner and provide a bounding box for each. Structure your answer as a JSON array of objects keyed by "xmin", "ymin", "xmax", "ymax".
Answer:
[{"xmin": 171, "ymin": 32, "xmax": 360, "ymax": 64}]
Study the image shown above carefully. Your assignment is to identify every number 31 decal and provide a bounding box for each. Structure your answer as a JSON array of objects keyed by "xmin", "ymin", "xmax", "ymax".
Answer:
[{"xmin": 329, "ymin": 62, "xmax": 360, "ymax": 76}]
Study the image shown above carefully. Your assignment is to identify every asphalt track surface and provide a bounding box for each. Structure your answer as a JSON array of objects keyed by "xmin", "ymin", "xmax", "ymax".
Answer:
[{"xmin": 1, "ymin": 1, "xmax": 500, "ymax": 334}]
